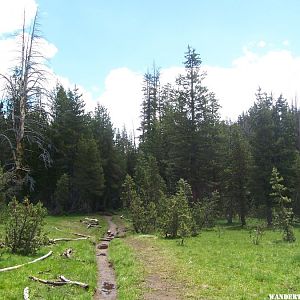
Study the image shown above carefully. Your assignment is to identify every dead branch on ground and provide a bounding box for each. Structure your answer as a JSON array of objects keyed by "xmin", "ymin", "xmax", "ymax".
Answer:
[
  {"xmin": 29, "ymin": 275, "xmax": 89, "ymax": 289},
  {"xmin": 0, "ymin": 251, "xmax": 53, "ymax": 272},
  {"xmin": 49, "ymin": 237, "xmax": 88, "ymax": 244},
  {"xmin": 23, "ymin": 287, "xmax": 29, "ymax": 300}
]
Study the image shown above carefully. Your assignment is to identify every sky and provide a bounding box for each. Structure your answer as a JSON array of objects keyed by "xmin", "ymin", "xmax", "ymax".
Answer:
[{"xmin": 1, "ymin": 0, "xmax": 300, "ymax": 131}]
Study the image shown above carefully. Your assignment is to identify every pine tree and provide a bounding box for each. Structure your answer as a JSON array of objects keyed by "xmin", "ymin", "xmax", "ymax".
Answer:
[
  {"xmin": 270, "ymin": 167, "xmax": 295, "ymax": 242},
  {"xmin": 227, "ymin": 124, "xmax": 251, "ymax": 226},
  {"xmin": 162, "ymin": 46, "xmax": 221, "ymax": 199},
  {"xmin": 53, "ymin": 173, "xmax": 70, "ymax": 214},
  {"xmin": 160, "ymin": 179, "xmax": 193, "ymax": 243},
  {"xmin": 91, "ymin": 104, "xmax": 122, "ymax": 208},
  {"xmin": 134, "ymin": 153, "xmax": 166, "ymax": 206},
  {"xmin": 73, "ymin": 137, "xmax": 104, "ymax": 211},
  {"xmin": 249, "ymin": 89, "xmax": 275, "ymax": 225}
]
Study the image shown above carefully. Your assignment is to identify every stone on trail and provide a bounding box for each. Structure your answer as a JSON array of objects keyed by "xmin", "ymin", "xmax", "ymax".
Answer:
[{"xmin": 98, "ymin": 243, "xmax": 108, "ymax": 250}]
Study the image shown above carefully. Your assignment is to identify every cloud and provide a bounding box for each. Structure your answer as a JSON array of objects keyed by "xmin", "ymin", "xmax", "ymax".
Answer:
[
  {"xmin": 0, "ymin": 0, "xmax": 37, "ymax": 35},
  {"xmin": 204, "ymin": 49, "xmax": 300, "ymax": 120},
  {"xmin": 96, "ymin": 49, "xmax": 300, "ymax": 130},
  {"xmin": 97, "ymin": 68, "xmax": 143, "ymax": 131},
  {"xmin": 283, "ymin": 40, "xmax": 290, "ymax": 47},
  {"xmin": 257, "ymin": 40, "xmax": 267, "ymax": 48}
]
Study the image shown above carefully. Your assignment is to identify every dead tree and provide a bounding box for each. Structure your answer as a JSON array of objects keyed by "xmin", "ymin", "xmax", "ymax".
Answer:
[{"xmin": 0, "ymin": 11, "xmax": 50, "ymax": 191}]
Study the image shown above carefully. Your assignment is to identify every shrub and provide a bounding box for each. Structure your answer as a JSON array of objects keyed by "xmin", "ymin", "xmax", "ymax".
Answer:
[
  {"xmin": 5, "ymin": 197, "xmax": 48, "ymax": 254},
  {"xmin": 249, "ymin": 224, "xmax": 265, "ymax": 245}
]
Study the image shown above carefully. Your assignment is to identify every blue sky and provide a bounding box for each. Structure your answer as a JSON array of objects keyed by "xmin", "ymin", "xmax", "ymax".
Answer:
[
  {"xmin": 37, "ymin": 0, "xmax": 300, "ymax": 91},
  {"xmin": 1, "ymin": 0, "xmax": 300, "ymax": 130}
]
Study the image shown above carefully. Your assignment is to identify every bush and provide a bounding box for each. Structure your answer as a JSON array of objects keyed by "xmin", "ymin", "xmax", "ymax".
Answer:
[{"xmin": 5, "ymin": 197, "xmax": 48, "ymax": 254}]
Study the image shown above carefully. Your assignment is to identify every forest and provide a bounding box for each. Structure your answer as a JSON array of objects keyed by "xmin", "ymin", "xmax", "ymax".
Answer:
[{"xmin": 1, "ymin": 13, "xmax": 300, "ymax": 300}]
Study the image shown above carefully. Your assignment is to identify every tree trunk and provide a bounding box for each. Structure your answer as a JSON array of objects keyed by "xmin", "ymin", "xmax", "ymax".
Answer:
[{"xmin": 266, "ymin": 205, "xmax": 272, "ymax": 226}]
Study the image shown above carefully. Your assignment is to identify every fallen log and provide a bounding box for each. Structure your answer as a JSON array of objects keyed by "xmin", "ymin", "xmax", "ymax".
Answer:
[
  {"xmin": 49, "ymin": 237, "xmax": 88, "ymax": 243},
  {"xmin": 29, "ymin": 275, "xmax": 89, "ymax": 289},
  {"xmin": 87, "ymin": 224, "xmax": 98, "ymax": 229},
  {"xmin": 59, "ymin": 275, "xmax": 89, "ymax": 289},
  {"xmin": 84, "ymin": 218, "xmax": 99, "ymax": 224},
  {"xmin": 72, "ymin": 232, "xmax": 91, "ymax": 238},
  {"xmin": 54, "ymin": 226, "xmax": 63, "ymax": 232},
  {"xmin": 29, "ymin": 276, "xmax": 66, "ymax": 286},
  {"xmin": 0, "ymin": 251, "xmax": 53, "ymax": 273},
  {"xmin": 23, "ymin": 287, "xmax": 29, "ymax": 300}
]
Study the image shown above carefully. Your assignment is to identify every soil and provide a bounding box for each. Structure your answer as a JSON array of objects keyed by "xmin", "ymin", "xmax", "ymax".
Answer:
[
  {"xmin": 94, "ymin": 216, "xmax": 117, "ymax": 300},
  {"xmin": 126, "ymin": 236, "xmax": 184, "ymax": 300},
  {"xmin": 94, "ymin": 216, "xmax": 185, "ymax": 299}
]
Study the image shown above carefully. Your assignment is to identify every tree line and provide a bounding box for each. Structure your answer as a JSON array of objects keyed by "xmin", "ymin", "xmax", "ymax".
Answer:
[{"xmin": 125, "ymin": 45, "xmax": 300, "ymax": 233}]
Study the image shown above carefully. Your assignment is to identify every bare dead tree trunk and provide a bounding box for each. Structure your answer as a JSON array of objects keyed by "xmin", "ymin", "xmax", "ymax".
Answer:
[{"xmin": 0, "ymin": 10, "xmax": 50, "ymax": 190}]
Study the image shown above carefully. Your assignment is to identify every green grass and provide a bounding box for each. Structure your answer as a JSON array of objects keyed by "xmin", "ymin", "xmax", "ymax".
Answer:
[
  {"xmin": 0, "ymin": 214, "xmax": 107, "ymax": 300},
  {"xmin": 109, "ymin": 238, "xmax": 144, "ymax": 300},
  {"xmin": 108, "ymin": 215, "xmax": 144, "ymax": 300},
  {"xmin": 140, "ymin": 221, "xmax": 300, "ymax": 300}
]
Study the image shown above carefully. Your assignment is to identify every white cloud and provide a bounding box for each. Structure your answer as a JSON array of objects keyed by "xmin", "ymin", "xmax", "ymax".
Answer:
[
  {"xmin": 97, "ymin": 68, "xmax": 143, "ymax": 131},
  {"xmin": 0, "ymin": 0, "xmax": 37, "ymax": 35},
  {"xmin": 283, "ymin": 40, "xmax": 290, "ymax": 46},
  {"xmin": 204, "ymin": 49, "xmax": 300, "ymax": 120},
  {"xmin": 257, "ymin": 40, "xmax": 267, "ymax": 48},
  {"xmin": 95, "ymin": 49, "xmax": 300, "ymax": 130}
]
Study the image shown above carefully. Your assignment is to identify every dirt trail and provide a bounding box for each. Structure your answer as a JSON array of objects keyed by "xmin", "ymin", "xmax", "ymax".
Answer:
[
  {"xmin": 126, "ymin": 236, "xmax": 184, "ymax": 300},
  {"xmin": 94, "ymin": 216, "xmax": 117, "ymax": 300}
]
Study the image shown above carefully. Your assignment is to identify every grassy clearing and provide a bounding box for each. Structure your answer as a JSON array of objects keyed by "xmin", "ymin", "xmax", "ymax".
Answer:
[
  {"xmin": 0, "ymin": 214, "xmax": 107, "ymax": 300},
  {"xmin": 108, "ymin": 216, "xmax": 300, "ymax": 300},
  {"xmin": 138, "ymin": 221, "xmax": 300, "ymax": 300}
]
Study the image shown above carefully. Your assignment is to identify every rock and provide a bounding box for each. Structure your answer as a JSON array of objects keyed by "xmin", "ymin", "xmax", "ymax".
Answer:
[{"xmin": 98, "ymin": 243, "xmax": 108, "ymax": 250}]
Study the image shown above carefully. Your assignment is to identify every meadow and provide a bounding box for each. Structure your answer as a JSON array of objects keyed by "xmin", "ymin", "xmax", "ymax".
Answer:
[
  {"xmin": 109, "ymin": 218, "xmax": 300, "ymax": 300},
  {"xmin": 1, "ymin": 215, "xmax": 300, "ymax": 299},
  {"xmin": 0, "ymin": 215, "xmax": 107, "ymax": 300}
]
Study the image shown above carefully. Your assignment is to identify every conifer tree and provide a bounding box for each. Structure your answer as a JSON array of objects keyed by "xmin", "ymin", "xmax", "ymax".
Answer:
[
  {"xmin": 160, "ymin": 179, "xmax": 193, "ymax": 243},
  {"xmin": 249, "ymin": 89, "xmax": 275, "ymax": 225},
  {"xmin": 270, "ymin": 167, "xmax": 295, "ymax": 242},
  {"xmin": 227, "ymin": 124, "xmax": 251, "ymax": 225},
  {"xmin": 53, "ymin": 173, "xmax": 70, "ymax": 214},
  {"xmin": 73, "ymin": 137, "xmax": 104, "ymax": 211}
]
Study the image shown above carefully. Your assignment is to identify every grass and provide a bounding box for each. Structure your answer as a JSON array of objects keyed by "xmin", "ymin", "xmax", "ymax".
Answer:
[
  {"xmin": 108, "ymin": 216, "xmax": 300, "ymax": 300},
  {"xmin": 0, "ymin": 214, "xmax": 107, "ymax": 300},
  {"xmin": 140, "ymin": 221, "xmax": 300, "ymax": 300},
  {"xmin": 108, "ymin": 215, "xmax": 144, "ymax": 300},
  {"xmin": 109, "ymin": 238, "xmax": 144, "ymax": 300}
]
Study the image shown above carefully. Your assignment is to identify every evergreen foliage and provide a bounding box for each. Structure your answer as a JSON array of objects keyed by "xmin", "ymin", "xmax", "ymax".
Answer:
[
  {"xmin": 160, "ymin": 179, "xmax": 193, "ymax": 243},
  {"xmin": 5, "ymin": 197, "xmax": 47, "ymax": 254},
  {"xmin": 73, "ymin": 137, "xmax": 105, "ymax": 211},
  {"xmin": 270, "ymin": 167, "xmax": 295, "ymax": 242},
  {"xmin": 53, "ymin": 173, "xmax": 70, "ymax": 214},
  {"xmin": 1, "ymin": 38, "xmax": 300, "ymax": 227},
  {"xmin": 192, "ymin": 191, "xmax": 220, "ymax": 231}
]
